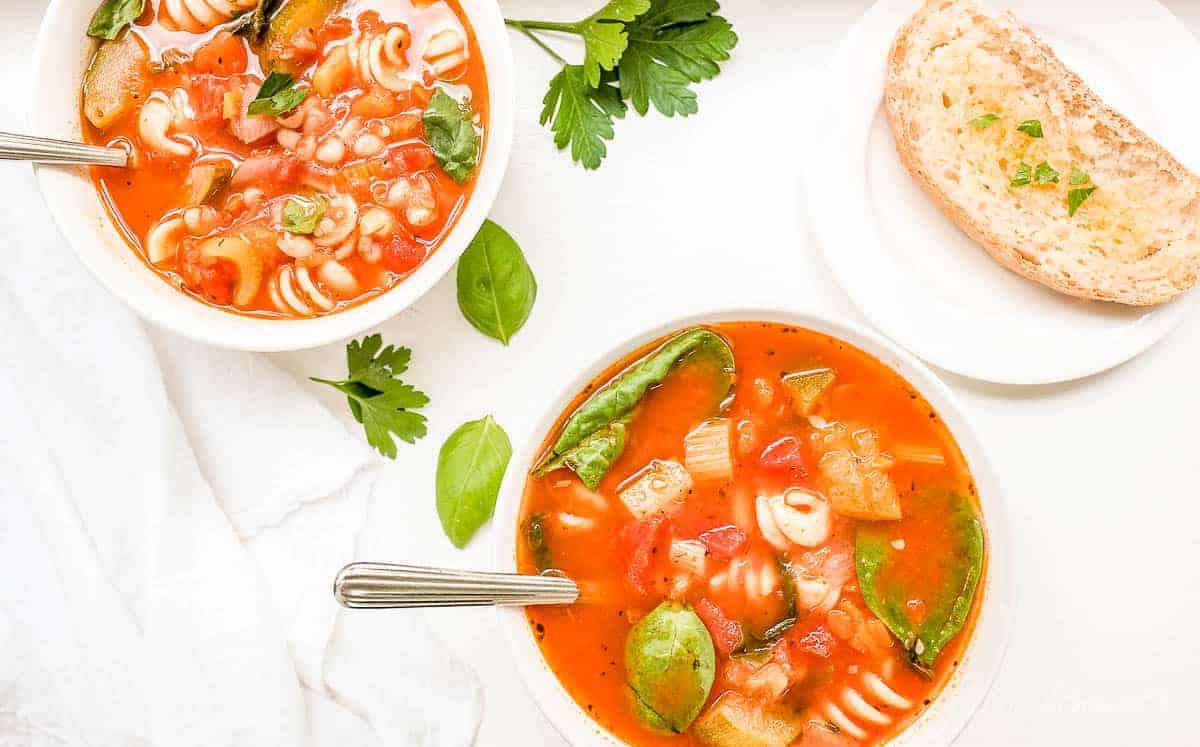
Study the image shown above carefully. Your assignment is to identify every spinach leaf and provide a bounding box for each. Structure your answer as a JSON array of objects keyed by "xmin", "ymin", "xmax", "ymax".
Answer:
[
  {"xmin": 735, "ymin": 556, "xmax": 798, "ymax": 654},
  {"xmin": 533, "ymin": 327, "xmax": 733, "ymax": 486},
  {"xmin": 436, "ymin": 415, "xmax": 513, "ymax": 548},
  {"xmin": 424, "ymin": 88, "xmax": 481, "ymax": 184},
  {"xmin": 456, "ymin": 220, "xmax": 537, "ymax": 345},
  {"xmin": 856, "ymin": 491, "xmax": 984, "ymax": 676},
  {"xmin": 246, "ymin": 71, "xmax": 309, "ymax": 117},
  {"xmin": 625, "ymin": 602, "xmax": 715, "ymax": 732},
  {"xmin": 524, "ymin": 513, "xmax": 552, "ymax": 570},
  {"xmin": 87, "ymin": 0, "xmax": 144, "ymax": 40}
]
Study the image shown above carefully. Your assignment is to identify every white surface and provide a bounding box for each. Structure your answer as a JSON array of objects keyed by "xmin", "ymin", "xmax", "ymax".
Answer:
[
  {"xmin": 32, "ymin": 0, "xmax": 514, "ymax": 352},
  {"xmin": 806, "ymin": 0, "xmax": 1200, "ymax": 385},
  {"xmin": 493, "ymin": 308, "xmax": 1015, "ymax": 747},
  {"xmin": 0, "ymin": 0, "xmax": 1198, "ymax": 745}
]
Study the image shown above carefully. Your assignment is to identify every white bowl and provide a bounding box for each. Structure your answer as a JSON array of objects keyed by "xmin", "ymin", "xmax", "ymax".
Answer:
[
  {"xmin": 494, "ymin": 307, "xmax": 1015, "ymax": 746},
  {"xmin": 30, "ymin": 0, "xmax": 515, "ymax": 351}
]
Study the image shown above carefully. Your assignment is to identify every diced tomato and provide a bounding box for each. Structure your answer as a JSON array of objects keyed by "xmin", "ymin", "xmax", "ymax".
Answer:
[
  {"xmin": 391, "ymin": 143, "xmax": 436, "ymax": 173},
  {"xmin": 620, "ymin": 514, "xmax": 666, "ymax": 595},
  {"xmin": 759, "ymin": 436, "xmax": 807, "ymax": 476},
  {"xmin": 178, "ymin": 243, "xmax": 234, "ymax": 306},
  {"xmin": 698, "ymin": 525, "xmax": 747, "ymax": 559},
  {"xmin": 791, "ymin": 626, "xmax": 835, "ymax": 658},
  {"xmin": 409, "ymin": 83, "xmax": 434, "ymax": 109},
  {"xmin": 188, "ymin": 76, "xmax": 230, "ymax": 127},
  {"xmin": 380, "ymin": 232, "xmax": 427, "ymax": 275},
  {"xmin": 350, "ymin": 89, "xmax": 401, "ymax": 119},
  {"xmin": 321, "ymin": 14, "xmax": 354, "ymax": 41},
  {"xmin": 190, "ymin": 31, "xmax": 248, "ymax": 76},
  {"xmin": 231, "ymin": 153, "xmax": 298, "ymax": 189},
  {"xmin": 694, "ymin": 598, "xmax": 744, "ymax": 655},
  {"xmin": 357, "ymin": 9, "xmax": 385, "ymax": 34}
]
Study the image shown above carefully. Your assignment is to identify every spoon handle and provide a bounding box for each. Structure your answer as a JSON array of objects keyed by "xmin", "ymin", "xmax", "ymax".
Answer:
[
  {"xmin": 333, "ymin": 562, "xmax": 580, "ymax": 609},
  {"xmin": 0, "ymin": 132, "xmax": 128, "ymax": 167}
]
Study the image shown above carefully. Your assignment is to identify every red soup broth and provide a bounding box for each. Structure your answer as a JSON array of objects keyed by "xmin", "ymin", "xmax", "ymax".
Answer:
[
  {"xmin": 517, "ymin": 322, "xmax": 987, "ymax": 747},
  {"xmin": 81, "ymin": 0, "xmax": 487, "ymax": 317}
]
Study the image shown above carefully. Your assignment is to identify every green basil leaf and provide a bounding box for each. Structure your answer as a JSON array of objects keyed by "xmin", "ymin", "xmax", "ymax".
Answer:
[
  {"xmin": 246, "ymin": 72, "xmax": 309, "ymax": 117},
  {"xmin": 424, "ymin": 88, "xmax": 480, "ymax": 183},
  {"xmin": 1016, "ymin": 119, "xmax": 1043, "ymax": 138},
  {"xmin": 456, "ymin": 220, "xmax": 537, "ymax": 345},
  {"xmin": 87, "ymin": 0, "xmax": 144, "ymax": 40},
  {"xmin": 856, "ymin": 491, "xmax": 984, "ymax": 676},
  {"xmin": 1069, "ymin": 167, "xmax": 1090, "ymax": 185},
  {"xmin": 1067, "ymin": 186, "xmax": 1096, "ymax": 217},
  {"xmin": 625, "ymin": 602, "xmax": 715, "ymax": 732},
  {"xmin": 436, "ymin": 415, "xmax": 513, "ymax": 548},
  {"xmin": 533, "ymin": 327, "xmax": 734, "ymax": 485},
  {"xmin": 523, "ymin": 513, "xmax": 553, "ymax": 571},
  {"xmin": 282, "ymin": 196, "xmax": 326, "ymax": 234},
  {"xmin": 1033, "ymin": 161, "xmax": 1059, "ymax": 184},
  {"xmin": 1009, "ymin": 161, "xmax": 1031, "ymax": 188},
  {"xmin": 967, "ymin": 113, "xmax": 998, "ymax": 129},
  {"xmin": 543, "ymin": 420, "xmax": 628, "ymax": 490}
]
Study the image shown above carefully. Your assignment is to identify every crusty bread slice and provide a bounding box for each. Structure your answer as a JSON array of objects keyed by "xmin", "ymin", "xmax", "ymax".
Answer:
[{"xmin": 885, "ymin": 0, "xmax": 1200, "ymax": 305}]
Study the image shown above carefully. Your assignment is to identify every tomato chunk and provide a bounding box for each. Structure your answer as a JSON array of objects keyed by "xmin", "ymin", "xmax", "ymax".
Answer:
[
  {"xmin": 695, "ymin": 597, "xmax": 744, "ymax": 655},
  {"xmin": 190, "ymin": 31, "xmax": 248, "ymax": 76},
  {"xmin": 380, "ymin": 232, "xmax": 427, "ymax": 275},
  {"xmin": 759, "ymin": 436, "xmax": 807, "ymax": 476},
  {"xmin": 699, "ymin": 525, "xmax": 747, "ymax": 559},
  {"xmin": 620, "ymin": 514, "xmax": 666, "ymax": 595},
  {"xmin": 392, "ymin": 143, "xmax": 436, "ymax": 173}
]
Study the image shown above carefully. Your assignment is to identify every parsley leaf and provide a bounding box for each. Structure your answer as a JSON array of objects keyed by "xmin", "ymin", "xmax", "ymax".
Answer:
[
  {"xmin": 423, "ymin": 88, "xmax": 481, "ymax": 184},
  {"xmin": 1034, "ymin": 161, "xmax": 1059, "ymax": 185},
  {"xmin": 1070, "ymin": 168, "xmax": 1090, "ymax": 186},
  {"xmin": 540, "ymin": 65, "xmax": 626, "ymax": 169},
  {"xmin": 87, "ymin": 0, "xmax": 144, "ymax": 40},
  {"xmin": 1010, "ymin": 162, "xmax": 1032, "ymax": 187},
  {"xmin": 619, "ymin": 0, "xmax": 737, "ymax": 116},
  {"xmin": 968, "ymin": 113, "xmax": 999, "ymax": 129},
  {"xmin": 1068, "ymin": 186, "xmax": 1096, "ymax": 217},
  {"xmin": 311, "ymin": 334, "xmax": 430, "ymax": 458},
  {"xmin": 579, "ymin": 0, "xmax": 651, "ymax": 87},
  {"xmin": 1016, "ymin": 119, "xmax": 1043, "ymax": 138},
  {"xmin": 282, "ymin": 196, "xmax": 325, "ymax": 234},
  {"xmin": 246, "ymin": 71, "xmax": 309, "ymax": 117}
]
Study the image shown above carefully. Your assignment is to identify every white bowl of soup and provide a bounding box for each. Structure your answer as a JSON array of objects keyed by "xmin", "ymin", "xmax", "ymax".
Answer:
[
  {"xmin": 31, "ymin": 0, "xmax": 514, "ymax": 350},
  {"xmin": 495, "ymin": 309, "xmax": 1013, "ymax": 746}
]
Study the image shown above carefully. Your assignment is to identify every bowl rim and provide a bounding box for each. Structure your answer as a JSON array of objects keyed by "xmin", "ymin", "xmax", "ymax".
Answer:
[
  {"xmin": 29, "ymin": 0, "xmax": 516, "ymax": 352},
  {"xmin": 493, "ymin": 306, "xmax": 1016, "ymax": 746}
]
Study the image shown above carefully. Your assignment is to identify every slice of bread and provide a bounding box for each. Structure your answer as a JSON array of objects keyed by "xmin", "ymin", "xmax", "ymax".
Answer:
[{"xmin": 885, "ymin": 0, "xmax": 1200, "ymax": 305}]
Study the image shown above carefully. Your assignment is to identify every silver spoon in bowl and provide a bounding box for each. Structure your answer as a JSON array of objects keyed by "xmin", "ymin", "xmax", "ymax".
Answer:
[
  {"xmin": 333, "ymin": 562, "xmax": 580, "ymax": 609},
  {"xmin": 0, "ymin": 131, "xmax": 128, "ymax": 167}
]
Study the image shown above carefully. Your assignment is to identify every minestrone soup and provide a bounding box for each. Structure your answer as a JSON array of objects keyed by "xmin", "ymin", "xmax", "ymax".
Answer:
[
  {"xmin": 517, "ymin": 323, "xmax": 986, "ymax": 746},
  {"xmin": 81, "ymin": 0, "xmax": 487, "ymax": 317}
]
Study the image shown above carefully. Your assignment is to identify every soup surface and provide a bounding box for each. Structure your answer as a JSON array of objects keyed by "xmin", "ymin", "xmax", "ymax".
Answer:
[
  {"xmin": 81, "ymin": 0, "xmax": 487, "ymax": 316},
  {"xmin": 517, "ymin": 323, "xmax": 986, "ymax": 746}
]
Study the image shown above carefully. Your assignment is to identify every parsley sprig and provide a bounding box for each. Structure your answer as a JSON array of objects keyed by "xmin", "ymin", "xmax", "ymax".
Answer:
[
  {"xmin": 311, "ymin": 335, "xmax": 430, "ymax": 458},
  {"xmin": 506, "ymin": 0, "xmax": 737, "ymax": 169}
]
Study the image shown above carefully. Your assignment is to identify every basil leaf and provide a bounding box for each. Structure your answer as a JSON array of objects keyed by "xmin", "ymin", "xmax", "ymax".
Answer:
[
  {"xmin": 1068, "ymin": 186, "xmax": 1096, "ymax": 217},
  {"xmin": 968, "ymin": 113, "xmax": 998, "ymax": 130},
  {"xmin": 546, "ymin": 420, "xmax": 628, "ymax": 490},
  {"xmin": 1034, "ymin": 161, "xmax": 1059, "ymax": 184},
  {"xmin": 625, "ymin": 602, "xmax": 715, "ymax": 732},
  {"xmin": 456, "ymin": 220, "xmax": 537, "ymax": 345},
  {"xmin": 524, "ymin": 513, "xmax": 553, "ymax": 571},
  {"xmin": 87, "ymin": 0, "xmax": 144, "ymax": 40},
  {"xmin": 1016, "ymin": 119, "xmax": 1043, "ymax": 138},
  {"xmin": 533, "ymin": 327, "xmax": 734, "ymax": 486},
  {"xmin": 856, "ymin": 491, "xmax": 984, "ymax": 676},
  {"xmin": 282, "ymin": 196, "xmax": 326, "ymax": 234},
  {"xmin": 424, "ymin": 88, "xmax": 480, "ymax": 184},
  {"xmin": 436, "ymin": 415, "xmax": 513, "ymax": 548},
  {"xmin": 1009, "ymin": 161, "xmax": 1031, "ymax": 188},
  {"xmin": 247, "ymin": 72, "xmax": 309, "ymax": 116},
  {"xmin": 1069, "ymin": 167, "xmax": 1090, "ymax": 186}
]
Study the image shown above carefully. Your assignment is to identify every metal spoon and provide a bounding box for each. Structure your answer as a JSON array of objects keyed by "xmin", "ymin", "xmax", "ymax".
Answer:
[
  {"xmin": 0, "ymin": 131, "xmax": 128, "ymax": 167},
  {"xmin": 333, "ymin": 562, "xmax": 580, "ymax": 609}
]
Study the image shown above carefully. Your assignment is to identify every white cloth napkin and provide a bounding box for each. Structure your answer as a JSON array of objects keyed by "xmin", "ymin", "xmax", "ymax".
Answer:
[{"xmin": 0, "ymin": 164, "xmax": 481, "ymax": 746}]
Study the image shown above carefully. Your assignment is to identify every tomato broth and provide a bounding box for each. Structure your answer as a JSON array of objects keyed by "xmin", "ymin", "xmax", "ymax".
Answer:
[
  {"xmin": 517, "ymin": 322, "xmax": 987, "ymax": 747},
  {"xmin": 81, "ymin": 0, "xmax": 487, "ymax": 317}
]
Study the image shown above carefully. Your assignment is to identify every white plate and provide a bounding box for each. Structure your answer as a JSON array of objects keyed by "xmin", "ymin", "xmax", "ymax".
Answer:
[{"xmin": 804, "ymin": 0, "xmax": 1200, "ymax": 385}]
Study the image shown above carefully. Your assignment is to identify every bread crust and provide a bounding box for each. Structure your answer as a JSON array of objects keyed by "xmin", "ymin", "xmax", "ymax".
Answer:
[{"xmin": 885, "ymin": 0, "xmax": 1200, "ymax": 306}]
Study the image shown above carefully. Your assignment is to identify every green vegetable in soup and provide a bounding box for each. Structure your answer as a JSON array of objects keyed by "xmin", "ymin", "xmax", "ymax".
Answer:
[
  {"xmin": 246, "ymin": 71, "xmax": 309, "ymax": 117},
  {"xmin": 625, "ymin": 602, "xmax": 715, "ymax": 732},
  {"xmin": 436, "ymin": 415, "xmax": 513, "ymax": 549},
  {"xmin": 259, "ymin": 0, "xmax": 340, "ymax": 75},
  {"xmin": 780, "ymin": 366, "xmax": 834, "ymax": 416},
  {"xmin": 87, "ymin": 0, "xmax": 144, "ymax": 40},
  {"xmin": 282, "ymin": 195, "xmax": 326, "ymax": 234},
  {"xmin": 424, "ymin": 89, "xmax": 481, "ymax": 184},
  {"xmin": 523, "ymin": 513, "xmax": 552, "ymax": 570},
  {"xmin": 534, "ymin": 328, "xmax": 733, "ymax": 487},
  {"xmin": 82, "ymin": 29, "xmax": 150, "ymax": 129},
  {"xmin": 691, "ymin": 692, "xmax": 803, "ymax": 747},
  {"xmin": 856, "ymin": 490, "xmax": 984, "ymax": 676},
  {"xmin": 456, "ymin": 220, "xmax": 537, "ymax": 345},
  {"xmin": 182, "ymin": 160, "xmax": 233, "ymax": 206},
  {"xmin": 236, "ymin": 0, "xmax": 283, "ymax": 42}
]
